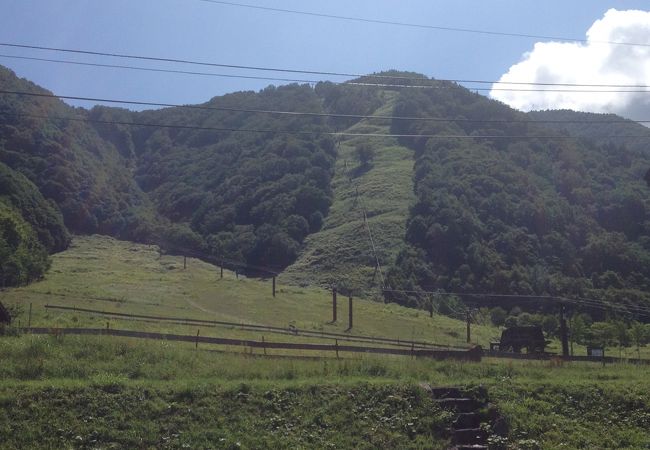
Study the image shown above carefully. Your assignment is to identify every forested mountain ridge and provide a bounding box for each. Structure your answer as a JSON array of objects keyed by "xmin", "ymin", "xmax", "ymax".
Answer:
[
  {"xmin": 0, "ymin": 161, "xmax": 68, "ymax": 286},
  {"xmin": 384, "ymin": 84, "xmax": 650, "ymax": 311},
  {"xmin": 0, "ymin": 67, "xmax": 156, "ymax": 241},
  {"xmin": 0, "ymin": 66, "xmax": 340, "ymax": 282},
  {"xmin": 2, "ymin": 65, "xmax": 650, "ymax": 316}
]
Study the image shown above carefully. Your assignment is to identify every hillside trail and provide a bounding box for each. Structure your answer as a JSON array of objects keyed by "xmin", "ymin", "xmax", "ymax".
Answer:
[{"xmin": 280, "ymin": 90, "xmax": 416, "ymax": 292}]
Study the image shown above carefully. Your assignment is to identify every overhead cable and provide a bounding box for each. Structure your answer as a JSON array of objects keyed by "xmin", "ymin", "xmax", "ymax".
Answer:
[
  {"xmin": 197, "ymin": 0, "xmax": 649, "ymax": 47},
  {"xmin": 3, "ymin": 90, "xmax": 650, "ymax": 126},
  {"xmin": 3, "ymin": 43, "xmax": 650, "ymax": 89},
  {"xmin": 5, "ymin": 111, "xmax": 650, "ymax": 140}
]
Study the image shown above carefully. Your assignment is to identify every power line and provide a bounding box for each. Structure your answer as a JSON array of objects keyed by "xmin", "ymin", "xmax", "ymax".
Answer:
[
  {"xmin": 4, "ymin": 90, "xmax": 650, "ymax": 128},
  {"xmin": 4, "ymin": 43, "xmax": 650, "ymax": 90},
  {"xmin": 380, "ymin": 288, "xmax": 650, "ymax": 316},
  {"xmin": 4, "ymin": 111, "xmax": 650, "ymax": 140},
  {"xmin": 0, "ymin": 53, "xmax": 322, "ymax": 84},
  {"xmin": 197, "ymin": 0, "xmax": 649, "ymax": 48}
]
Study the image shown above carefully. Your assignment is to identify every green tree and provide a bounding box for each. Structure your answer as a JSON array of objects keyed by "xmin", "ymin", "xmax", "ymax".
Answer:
[
  {"xmin": 587, "ymin": 322, "xmax": 616, "ymax": 350},
  {"xmin": 542, "ymin": 315, "xmax": 559, "ymax": 336},
  {"xmin": 490, "ymin": 307, "xmax": 507, "ymax": 327},
  {"xmin": 355, "ymin": 143, "xmax": 375, "ymax": 167},
  {"xmin": 630, "ymin": 321, "xmax": 647, "ymax": 359}
]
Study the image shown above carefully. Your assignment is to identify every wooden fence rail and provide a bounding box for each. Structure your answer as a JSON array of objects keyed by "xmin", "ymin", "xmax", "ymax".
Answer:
[
  {"xmin": 44, "ymin": 304, "xmax": 464, "ymax": 351},
  {"xmin": 486, "ymin": 350, "xmax": 650, "ymax": 365},
  {"xmin": 21, "ymin": 327, "xmax": 482, "ymax": 361}
]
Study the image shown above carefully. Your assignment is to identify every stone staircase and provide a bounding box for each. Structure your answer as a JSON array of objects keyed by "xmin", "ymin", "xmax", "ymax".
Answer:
[{"xmin": 420, "ymin": 384, "xmax": 508, "ymax": 450}]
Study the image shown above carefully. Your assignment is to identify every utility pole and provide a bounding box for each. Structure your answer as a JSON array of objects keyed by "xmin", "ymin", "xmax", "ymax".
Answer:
[
  {"xmin": 560, "ymin": 305, "xmax": 570, "ymax": 357},
  {"xmin": 348, "ymin": 295, "xmax": 353, "ymax": 330},
  {"xmin": 272, "ymin": 276, "xmax": 276, "ymax": 298}
]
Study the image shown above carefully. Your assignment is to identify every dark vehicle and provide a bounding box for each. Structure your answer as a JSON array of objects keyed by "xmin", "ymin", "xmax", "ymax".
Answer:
[
  {"xmin": 492, "ymin": 326, "xmax": 548, "ymax": 353},
  {"xmin": 0, "ymin": 301, "xmax": 11, "ymax": 325}
]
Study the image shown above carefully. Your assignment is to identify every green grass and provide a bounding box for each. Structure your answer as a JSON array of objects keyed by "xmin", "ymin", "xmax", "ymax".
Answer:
[
  {"xmin": 2, "ymin": 334, "xmax": 650, "ymax": 448},
  {"xmin": 3, "ymin": 235, "xmax": 650, "ymax": 449},
  {"xmin": 0, "ymin": 235, "xmax": 500, "ymax": 351},
  {"xmin": 281, "ymin": 91, "xmax": 416, "ymax": 291}
]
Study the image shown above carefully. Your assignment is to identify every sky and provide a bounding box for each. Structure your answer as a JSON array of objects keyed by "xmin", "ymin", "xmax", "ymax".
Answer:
[{"xmin": 1, "ymin": 0, "xmax": 649, "ymax": 119}]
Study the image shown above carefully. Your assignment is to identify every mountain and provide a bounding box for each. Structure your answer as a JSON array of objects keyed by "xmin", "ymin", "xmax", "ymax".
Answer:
[
  {"xmin": 383, "ymin": 87, "xmax": 650, "ymax": 312},
  {"xmin": 2, "ymin": 65, "xmax": 650, "ymax": 315},
  {"xmin": 0, "ymin": 161, "xmax": 68, "ymax": 286},
  {"xmin": 0, "ymin": 67, "xmax": 157, "ymax": 241}
]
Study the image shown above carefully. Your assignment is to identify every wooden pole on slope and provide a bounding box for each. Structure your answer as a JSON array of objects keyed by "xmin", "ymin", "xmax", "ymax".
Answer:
[
  {"xmin": 332, "ymin": 287, "xmax": 337, "ymax": 323},
  {"xmin": 560, "ymin": 305, "xmax": 570, "ymax": 357},
  {"xmin": 348, "ymin": 296, "xmax": 353, "ymax": 330}
]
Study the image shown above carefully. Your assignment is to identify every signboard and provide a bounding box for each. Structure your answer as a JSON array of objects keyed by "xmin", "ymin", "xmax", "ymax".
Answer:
[{"xmin": 587, "ymin": 347, "xmax": 604, "ymax": 357}]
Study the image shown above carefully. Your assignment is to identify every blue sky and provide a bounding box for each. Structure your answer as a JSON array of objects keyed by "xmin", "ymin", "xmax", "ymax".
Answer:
[{"xmin": 1, "ymin": 0, "xmax": 649, "ymax": 112}]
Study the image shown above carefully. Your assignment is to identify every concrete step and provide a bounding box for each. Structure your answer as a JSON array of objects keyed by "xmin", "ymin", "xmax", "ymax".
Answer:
[
  {"xmin": 430, "ymin": 386, "xmax": 464, "ymax": 399},
  {"xmin": 435, "ymin": 398, "xmax": 482, "ymax": 413},
  {"xmin": 453, "ymin": 413, "xmax": 481, "ymax": 429},
  {"xmin": 452, "ymin": 428, "xmax": 488, "ymax": 446}
]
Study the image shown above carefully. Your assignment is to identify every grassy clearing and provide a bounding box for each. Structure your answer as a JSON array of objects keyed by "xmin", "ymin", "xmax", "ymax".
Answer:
[
  {"xmin": 281, "ymin": 91, "xmax": 416, "ymax": 291},
  {"xmin": 0, "ymin": 235, "xmax": 500, "ymax": 350}
]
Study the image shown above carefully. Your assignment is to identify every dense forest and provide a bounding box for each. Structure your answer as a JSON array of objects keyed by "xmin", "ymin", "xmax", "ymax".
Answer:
[
  {"xmin": 0, "ymin": 161, "xmax": 68, "ymax": 286},
  {"xmin": 0, "ymin": 67, "xmax": 343, "ymax": 281},
  {"xmin": 0, "ymin": 67, "xmax": 157, "ymax": 241},
  {"xmin": 109, "ymin": 84, "xmax": 337, "ymax": 270},
  {"xmin": 2, "ymin": 65, "xmax": 650, "ymax": 319},
  {"xmin": 384, "ymin": 82, "xmax": 650, "ymax": 313}
]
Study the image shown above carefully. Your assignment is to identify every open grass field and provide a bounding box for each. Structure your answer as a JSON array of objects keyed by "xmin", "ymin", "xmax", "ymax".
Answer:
[
  {"xmin": 0, "ymin": 235, "xmax": 501, "ymax": 351},
  {"xmin": 2, "ymin": 235, "xmax": 650, "ymax": 449}
]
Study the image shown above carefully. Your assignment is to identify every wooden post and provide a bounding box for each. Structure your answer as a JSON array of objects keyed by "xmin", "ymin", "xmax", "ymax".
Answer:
[
  {"xmin": 348, "ymin": 296, "xmax": 353, "ymax": 330},
  {"xmin": 220, "ymin": 263, "xmax": 223, "ymax": 279},
  {"xmin": 28, "ymin": 303, "xmax": 32, "ymax": 328},
  {"xmin": 262, "ymin": 336, "xmax": 267, "ymax": 355},
  {"xmin": 272, "ymin": 276, "xmax": 276, "ymax": 298},
  {"xmin": 236, "ymin": 270, "xmax": 239, "ymax": 280},
  {"xmin": 332, "ymin": 287, "xmax": 337, "ymax": 322},
  {"xmin": 560, "ymin": 305, "xmax": 569, "ymax": 357},
  {"xmin": 335, "ymin": 339, "xmax": 339, "ymax": 359},
  {"xmin": 466, "ymin": 309, "xmax": 471, "ymax": 343},
  {"xmin": 411, "ymin": 341, "xmax": 415, "ymax": 359},
  {"xmin": 195, "ymin": 329, "xmax": 200, "ymax": 349},
  {"xmin": 184, "ymin": 256, "xmax": 187, "ymax": 270},
  {"xmin": 106, "ymin": 321, "xmax": 109, "ymax": 331}
]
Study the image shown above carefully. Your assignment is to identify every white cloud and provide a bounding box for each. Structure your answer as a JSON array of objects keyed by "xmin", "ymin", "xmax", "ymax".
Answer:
[{"xmin": 490, "ymin": 9, "xmax": 650, "ymax": 120}]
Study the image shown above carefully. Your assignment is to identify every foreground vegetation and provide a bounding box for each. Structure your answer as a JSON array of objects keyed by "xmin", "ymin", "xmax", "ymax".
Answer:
[
  {"xmin": 1, "ymin": 333, "xmax": 650, "ymax": 449},
  {"xmin": 1, "ymin": 236, "xmax": 650, "ymax": 448}
]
